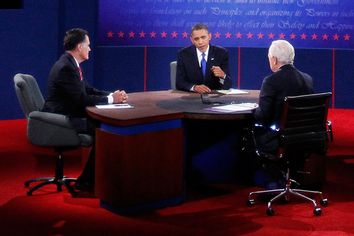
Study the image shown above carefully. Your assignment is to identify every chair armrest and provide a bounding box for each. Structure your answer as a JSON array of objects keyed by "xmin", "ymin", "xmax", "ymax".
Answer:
[
  {"xmin": 327, "ymin": 120, "xmax": 333, "ymax": 142},
  {"xmin": 242, "ymin": 125, "xmax": 281, "ymax": 161},
  {"xmin": 27, "ymin": 111, "xmax": 81, "ymax": 147},
  {"xmin": 29, "ymin": 111, "xmax": 73, "ymax": 129}
]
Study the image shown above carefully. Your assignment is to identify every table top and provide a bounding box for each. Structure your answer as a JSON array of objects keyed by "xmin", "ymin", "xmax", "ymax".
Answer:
[{"xmin": 86, "ymin": 90, "xmax": 259, "ymax": 126}]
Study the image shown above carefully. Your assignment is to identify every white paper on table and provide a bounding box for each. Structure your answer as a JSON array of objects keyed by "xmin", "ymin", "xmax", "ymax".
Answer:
[
  {"xmin": 95, "ymin": 104, "xmax": 134, "ymax": 109},
  {"xmin": 206, "ymin": 103, "xmax": 258, "ymax": 113},
  {"xmin": 215, "ymin": 88, "xmax": 249, "ymax": 95}
]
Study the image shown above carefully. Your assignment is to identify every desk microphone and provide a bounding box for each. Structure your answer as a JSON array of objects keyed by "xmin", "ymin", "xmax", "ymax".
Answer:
[
  {"xmin": 200, "ymin": 93, "xmax": 223, "ymax": 105},
  {"xmin": 201, "ymin": 93, "xmax": 211, "ymax": 104}
]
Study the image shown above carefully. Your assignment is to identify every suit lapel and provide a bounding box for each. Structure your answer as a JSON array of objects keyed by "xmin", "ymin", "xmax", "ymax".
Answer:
[
  {"xmin": 65, "ymin": 53, "xmax": 82, "ymax": 82},
  {"xmin": 191, "ymin": 46, "xmax": 199, "ymax": 70},
  {"xmin": 190, "ymin": 46, "xmax": 203, "ymax": 82},
  {"xmin": 65, "ymin": 53, "xmax": 78, "ymax": 69}
]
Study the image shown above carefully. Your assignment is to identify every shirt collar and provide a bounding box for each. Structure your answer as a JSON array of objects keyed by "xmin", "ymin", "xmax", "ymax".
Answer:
[
  {"xmin": 67, "ymin": 52, "xmax": 80, "ymax": 68},
  {"xmin": 196, "ymin": 46, "xmax": 210, "ymax": 60},
  {"xmin": 73, "ymin": 56, "xmax": 80, "ymax": 68}
]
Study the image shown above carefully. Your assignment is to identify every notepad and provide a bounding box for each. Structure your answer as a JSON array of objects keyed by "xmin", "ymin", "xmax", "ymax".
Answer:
[
  {"xmin": 206, "ymin": 103, "xmax": 258, "ymax": 113},
  {"xmin": 215, "ymin": 88, "xmax": 249, "ymax": 95},
  {"xmin": 95, "ymin": 104, "xmax": 134, "ymax": 109}
]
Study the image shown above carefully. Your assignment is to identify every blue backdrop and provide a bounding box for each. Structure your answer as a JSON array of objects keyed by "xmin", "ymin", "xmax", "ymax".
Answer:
[
  {"xmin": 1, "ymin": 0, "xmax": 354, "ymax": 120},
  {"xmin": 98, "ymin": 0, "xmax": 354, "ymax": 49}
]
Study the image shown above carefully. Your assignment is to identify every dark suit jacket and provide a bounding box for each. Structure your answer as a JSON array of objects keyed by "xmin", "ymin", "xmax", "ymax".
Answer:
[
  {"xmin": 253, "ymin": 64, "xmax": 313, "ymax": 153},
  {"xmin": 42, "ymin": 53, "xmax": 110, "ymax": 118},
  {"xmin": 254, "ymin": 64, "xmax": 314, "ymax": 127},
  {"xmin": 176, "ymin": 45, "xmax": 232, "ymax": 91}
]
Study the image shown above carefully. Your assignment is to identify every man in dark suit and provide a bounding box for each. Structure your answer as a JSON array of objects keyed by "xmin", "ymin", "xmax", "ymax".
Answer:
[
  {"xmin": 254, "ymin": 39, "xmax": 314, "ymax": 151},
  {"xmin": 252, "ymin": 40, "xmax": 314, "ymax": 188},
  {"xmin": 42, "ymin": 28, "xmax": 128, "ymax": 192},
  {"xmin": 176, "ymin": 23, "xmax": 232, "ymax": 93}
]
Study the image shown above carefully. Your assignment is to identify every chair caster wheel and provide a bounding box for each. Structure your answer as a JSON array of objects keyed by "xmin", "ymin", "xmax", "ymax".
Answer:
[
  {"xmin": 314, "ymin": 207, "xmax": 322, "ymax": 216},
  {"xmin": 320, "ymin": 199, "xmax": 328, "ymax": 206},
  {"xmin": 266, "ymin": 207, "xmax": 274, "ymax": 216},
  {"xmin": 247, "ymin": 199, "xmax": 255, "ymax": 206}
]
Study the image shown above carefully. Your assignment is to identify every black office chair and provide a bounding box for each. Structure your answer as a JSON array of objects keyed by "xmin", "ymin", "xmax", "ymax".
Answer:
[
  {"xmin": 14, "ymin": 73, "xmax": 92, "ymax": 196},
  {"xmin": 245, "ymin": 92, "xmax": 332, "ymax": 216}
]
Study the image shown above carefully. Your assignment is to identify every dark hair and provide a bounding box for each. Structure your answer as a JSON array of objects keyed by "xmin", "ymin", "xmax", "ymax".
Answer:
[
  {"xmin": 63, "ymin": 28, "xmax": 88, "ymax": 51},
  {"xmin": 191, "ymin": 23, "xmax": 209, "ymax": 34}
]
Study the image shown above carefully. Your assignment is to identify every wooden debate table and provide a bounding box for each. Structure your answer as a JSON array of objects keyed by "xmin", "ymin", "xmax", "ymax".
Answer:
[{"xmin": 86, "ymin": 90, "xmax": 259, "ymax": 214}]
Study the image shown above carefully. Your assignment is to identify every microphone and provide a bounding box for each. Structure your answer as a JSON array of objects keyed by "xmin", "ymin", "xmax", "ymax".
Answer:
[
  {"xmin": 200, "ymin": 93, "xmax": 224, "ymax": 105},
  {"xmin": 201, "ymin": 93, "xmax": 212, "ymax": 104}
]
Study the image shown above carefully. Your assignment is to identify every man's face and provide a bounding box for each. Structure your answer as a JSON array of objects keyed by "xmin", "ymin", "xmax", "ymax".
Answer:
[
  {"xmin": 78, "ymin": 35, "xmax": 91, "ymax": 61},
  {"xmin": 190, "ymin": 29, "xmax": 211, "ymax": 52}
]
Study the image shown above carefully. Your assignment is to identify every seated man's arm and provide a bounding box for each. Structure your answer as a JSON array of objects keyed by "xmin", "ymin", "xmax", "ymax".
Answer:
[
  {"xmin": 176, "ymin": 52, "xmax": 194, "ymax": 91},
  {"xmin": 217, "ymin": 48, "xmax": 232, "ymax": 89},
  {"xmin": 254, "ymin": 78, "xmax": 275, "ymax": 126}
]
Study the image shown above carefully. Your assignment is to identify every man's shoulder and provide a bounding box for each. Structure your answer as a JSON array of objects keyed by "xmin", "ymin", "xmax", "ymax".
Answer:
[
  {"xmin": 177, "ymin": 46, "xmax": 196, "ymax": 62},
  {"xmin": 54, "ymin": 53, "xmax": 75, "ymax": 68},
  {"xmin": 58, "ymin": 53, "xmax": 74, "ymax": 63},
  {"xmin": 211, "ymin": 45, "xmax": 228, "ymax": 53},
  {"xmin": 178, "ymin": 45, "xmax": 194, "ymax": 54},
  {"xmin": 209, "ymin": 45, "xmax": 229, "ymax": 59},
  {"xmin": 285, "ymin": 65, "xmax": 313, "ymax": 81},
  {"xmin": 50, "ymin": 53, "xmax": 76, "ymax": 75},
  {"xmin": 297, "ymin": 69, "xmax": 313, "ymax": 80},
  {"xmin": 263, "ymin": 70, "xmax": 282, "ymax": 85}
]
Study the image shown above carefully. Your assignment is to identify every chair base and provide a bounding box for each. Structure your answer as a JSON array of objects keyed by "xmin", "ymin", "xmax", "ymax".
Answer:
[
  {"xmin": 247, "ymin": 178, "xmax": 328, "ymax": 216},
  {"xmin": 25, "ymin": 176, "xmax": 77, "ymax": 196}
]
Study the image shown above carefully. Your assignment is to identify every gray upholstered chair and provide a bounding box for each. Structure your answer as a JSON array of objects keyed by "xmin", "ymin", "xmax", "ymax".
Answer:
[
  {"xmin": 14, "ymin": 73, "xmax": 92, "ymax": 196},
  {"xmin": 170, "ymin": 61, "xmax": 177, "ymax": 90}
]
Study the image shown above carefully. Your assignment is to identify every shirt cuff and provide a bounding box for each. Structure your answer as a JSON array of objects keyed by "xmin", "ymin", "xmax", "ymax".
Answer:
[
  {"xmin": 107, "ymin": 93, "xmax": 113, "ymax": 104},
  {"xmin": 219, "ymin": 74, "xmax": 227, "ymax": 84}
]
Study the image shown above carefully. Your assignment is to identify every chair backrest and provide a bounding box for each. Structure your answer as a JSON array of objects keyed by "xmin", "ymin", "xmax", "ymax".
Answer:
[
  {"xmin": 14, "ymin": 73, "xmax": 45, "ymax": 117},
  {"xmin": 170, "ymin": 61, "xmax": 177, "ymax": 90},
  {"xmin": 278, "ymin": 92, "xmax": 332, "ymax": 154}
]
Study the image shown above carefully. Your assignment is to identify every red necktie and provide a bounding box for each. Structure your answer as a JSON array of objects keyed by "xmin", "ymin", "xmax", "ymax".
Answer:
[{"xmin": 78, "ymin": 66, "xmax": 83, "ymax": 81}]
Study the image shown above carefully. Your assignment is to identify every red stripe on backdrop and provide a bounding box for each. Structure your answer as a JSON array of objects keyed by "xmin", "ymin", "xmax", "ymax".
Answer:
[
  {"xmin": 144, "ymin": 46, "xmax": 148, "ymax": 91},
  {"xmin": 237, "ymin": 47, "xmax": 241, "ymax": 88},
  {"xmin": 332, "ymin": 48, "xmax": 336, "ymax": 108}
]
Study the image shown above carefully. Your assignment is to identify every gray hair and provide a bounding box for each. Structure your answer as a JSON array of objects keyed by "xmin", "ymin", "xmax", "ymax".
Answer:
[{"xmin": 268, "ymin": 40, "xmax": 295, "ymax": 65}]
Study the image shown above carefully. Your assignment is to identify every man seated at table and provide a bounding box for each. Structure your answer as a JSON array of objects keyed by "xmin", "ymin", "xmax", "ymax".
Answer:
[
  {"xmin": 252, "ymin": 39, "xmax": 314, "ymax": 189},
  {"xmin": 42, "ymin": 28, "xmax": 128, "ymax": 192},
  {"xmin": 176, "ymin": 23, "xmax": 232, "ymax": 94}
]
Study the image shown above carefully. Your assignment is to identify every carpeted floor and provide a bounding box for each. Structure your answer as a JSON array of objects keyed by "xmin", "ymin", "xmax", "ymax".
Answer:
[{"xmin": 1, "ymin": 109, "xmax": 354, "ymax": 235}]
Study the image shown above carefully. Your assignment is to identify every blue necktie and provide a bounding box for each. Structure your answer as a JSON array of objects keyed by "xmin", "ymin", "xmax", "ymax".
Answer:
[{"xmin": 201, "ymin": 52, "xmax": 206, "ymax": 77}]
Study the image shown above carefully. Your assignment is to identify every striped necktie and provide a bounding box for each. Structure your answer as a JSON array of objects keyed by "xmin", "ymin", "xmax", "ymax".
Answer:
[{"xmin": 78, "ymin": 66, "xmax": 83, "ymax": 81}]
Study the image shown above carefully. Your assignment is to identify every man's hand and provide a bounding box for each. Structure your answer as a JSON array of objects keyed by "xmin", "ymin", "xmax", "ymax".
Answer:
[
  {"xmin": 211, "ymin": 66, "xmax": 226, "ymax": 79},
  {"xmin": 194, "ymin": 84, "xmax": 211, "ymax": 94},
  {"xmin": 112, "ymin": 90, "xmax": 128, "ymax": 103}
]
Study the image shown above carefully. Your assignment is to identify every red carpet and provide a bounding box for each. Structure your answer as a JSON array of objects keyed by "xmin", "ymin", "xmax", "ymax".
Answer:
[{"xmin": 1, "ymin": 109, "xmax": 354, "ymax": 235}]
